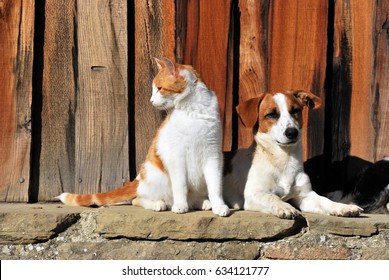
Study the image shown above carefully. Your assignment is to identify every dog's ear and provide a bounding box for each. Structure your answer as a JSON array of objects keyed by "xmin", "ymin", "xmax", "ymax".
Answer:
[
  {"xmin": 236, "ymin": 95, "xmax": 264, "ymax": 128},
  {"xmin": 291, "ymin": 90, "xmax": 322, "ymax": 110}
]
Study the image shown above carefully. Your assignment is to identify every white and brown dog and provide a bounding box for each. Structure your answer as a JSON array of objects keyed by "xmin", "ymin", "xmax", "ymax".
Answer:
[{"xmin": 223, "ymin": 90, "xmax": 363, "ymax": 219}]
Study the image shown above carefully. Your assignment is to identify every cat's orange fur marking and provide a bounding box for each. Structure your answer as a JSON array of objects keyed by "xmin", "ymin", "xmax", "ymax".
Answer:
[
  {"xmin": 94, "ymin": 180, "xmax": 138, "ymax": 205},
  {"xmin": 146, "ymin": 116, "xmax": 169, "ymax": 172},
  {"xmin": 61, "ymin": 180, "xmax": 139, "ymax": 206},
  {"xmin": 139, "ymin": 116, "xmax": 170, "ymax": 181},
  {"xmin": 154, "ymin": 68, "xmax": 187, "ymax": 95}
]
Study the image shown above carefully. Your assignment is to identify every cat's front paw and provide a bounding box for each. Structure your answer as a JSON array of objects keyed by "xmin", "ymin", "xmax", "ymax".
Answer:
[
  {"xmin": 172, "ymin": 203, "xmax": 189, "ymax": 214},
  {"xmin": 152, "ymin": 200, "xmax": 167, "ymax": 212},
  {"xmin": 212, "ymin": 204, "xmax": 230, "ymax": 217},
  {"xmin": 202, "ymin": 200, "xmax": 212, "ymax": 211}
]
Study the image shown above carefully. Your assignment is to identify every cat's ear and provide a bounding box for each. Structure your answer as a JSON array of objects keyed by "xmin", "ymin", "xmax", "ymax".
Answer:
[
  {"xmin": 162, "ymin": 57, "xmax": 178, "ymax": 77},
  {"xmin": 154, "ymin": 57, "xmax": 178, "ymax": 77},
  {"xmin": 154, "ymin": 57, "xmax": 165, "ymax": 70}
]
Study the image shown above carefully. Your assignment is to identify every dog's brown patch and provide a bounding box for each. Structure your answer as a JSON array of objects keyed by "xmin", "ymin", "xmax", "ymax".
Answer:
[{"xmin": 258, "ymin": 93, "xmax": 280, "ymax": 133}]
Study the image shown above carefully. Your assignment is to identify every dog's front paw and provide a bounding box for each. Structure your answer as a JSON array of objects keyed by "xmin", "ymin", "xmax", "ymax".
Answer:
[
  {"xmin": 331, "ymin": 204, "xmax": 363, "ymax": 217},
  {"xmin": 172, "ymin": 202, "xmax": 189, "ymax": 214},
  {"xmin": 212, "ymin": 204, "xmax": 230, "ymax": 217},
  {"xmin": 273, "ymin": 204, "xmax": 300, "ymax": 219}
]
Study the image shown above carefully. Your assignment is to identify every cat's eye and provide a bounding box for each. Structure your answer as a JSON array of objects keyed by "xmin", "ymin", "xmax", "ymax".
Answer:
[
  {"xmin": 157, "ymin": 86, "xmax": 162, "ymax": 91},
  {"xmin": 265, "ymin": 110, "xmax": 279, "ymax": 119}
]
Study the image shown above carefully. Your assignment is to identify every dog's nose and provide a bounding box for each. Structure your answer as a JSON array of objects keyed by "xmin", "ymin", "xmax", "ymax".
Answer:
[{"xmin": 285, "ymin": 127, "xmax": 299, "ymax": 140}]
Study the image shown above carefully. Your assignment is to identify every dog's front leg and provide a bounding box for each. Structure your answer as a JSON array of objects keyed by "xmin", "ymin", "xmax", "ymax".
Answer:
[
  {"xmin": 244, "ymin": 174, "xmax": 301, "ymax": 219},
  {"xmin": 292, "ymin": 172, "xmax": 363, "ymax": 216},
  {"xmin": 245, "ymin": 190, "xmax": 300, "ymax": 219}
]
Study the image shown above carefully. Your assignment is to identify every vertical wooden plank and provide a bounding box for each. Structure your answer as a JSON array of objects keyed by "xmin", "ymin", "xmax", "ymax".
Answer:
[
  {"xmin": 373, "ymin": 0, "xmax": 389, "ymax": 160},
  {"xmin": 75, "ymin": 0, "xmax": 128, "ymax": 194},
  {"xmin": 238, "ymin": 0, "xmax": 269, "ymax": 148},
  {"xmin": 223, "ymin": 0, "xmax": 238, "ymax": 151},
  {"xmin": 331, "ymin": 0, "xmax": 376, "ymax": 163},
  {"xmin": 177, "ymin": 0, "xmax": 233, "ymax": 151},
  {"xmin": 348, "ymin": 0, "xmax": 375, "ymax": 162},
  {"xmin": 37, "ymin": 0, "xmax": 77, "ymax": 200},
  {"xmin": 0, "ymin": 0, "xmax": 34, "ymax": 202},
  {"xmin": 133, "ymin": 0, "xmax": 172, "ymax": 172},
  {"xmin": 330, "ymin": 0, "xmax": 353, "ymax": 162},
  {"xmin": 268, "ymin": 0, "xmax": 328, "ymax": 159},
  {"xmin": 163, "ymin": 0, "xmax": 176, "ymax": 60}
]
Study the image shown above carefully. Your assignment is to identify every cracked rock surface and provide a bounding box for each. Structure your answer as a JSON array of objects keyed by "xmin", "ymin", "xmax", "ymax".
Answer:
[{"xmin": 1, "ymin": 203, "xmax": 388, "ymax": 260}]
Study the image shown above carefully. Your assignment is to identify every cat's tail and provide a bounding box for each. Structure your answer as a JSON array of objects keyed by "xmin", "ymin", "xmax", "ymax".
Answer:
[{"xmin": 56, "ymin": 180, "xmax": 139, "ymax": 206}]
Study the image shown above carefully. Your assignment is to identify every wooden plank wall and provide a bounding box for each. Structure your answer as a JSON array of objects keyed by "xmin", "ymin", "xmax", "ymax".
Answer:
[
  {"xmin": 0, "ymin": 0, "xmax": 34, "ymax": 202},
  {"xmin": 0, "ymin": 0, "xmax": 388, "ymax": 202},
  {"xmin": 31, "ymin": 0, "xmax": 129, "ymax": 201}
]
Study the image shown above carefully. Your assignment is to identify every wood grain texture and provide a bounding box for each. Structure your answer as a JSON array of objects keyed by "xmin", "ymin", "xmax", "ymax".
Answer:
[
  {"xmin": 332, "ymin": 0, "xmax": 377, "ymax": 162},
  {"xmin": 348, "ymin": 0, "xmax": 375, "ymax": 162},
  {"xmin": 75, "ymin": 0, "xmax": 128, "ymax": 194},
  {"xmin": 372, "ymin": 0, "xmax": 389, "ymax": 160},
  {"xmin": 330, "ymin": 0, "xmax": 353, "ymax": 162},
  {"xmin": 268, "ymin": 0, "xmax": 328, "ymax": 159},
  {"xmin": 37, "ymin": 0, "xmax": 77, "ymax": 200},
  {"xmin": 238, "ymin": 0, "xmax": 269, "ymax": 148},
  {"xmin": 0, "ymin": 0, "xmax": 34, "ymax": 202},
  {"xmin": 177, "ymin": 0, "xmax": 233, "ymax": 151},
  {"xmin": 133, "ymin": 0, "xmax": 170, "ymax": 172}
]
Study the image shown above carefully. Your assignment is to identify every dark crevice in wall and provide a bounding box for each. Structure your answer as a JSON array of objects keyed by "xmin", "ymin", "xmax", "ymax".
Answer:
[
  {"xmin": 230, "ymin": 0, "xmax": 240, "ymax": 152},
  {"xmin": 29, "ymin": 0, "xmax": 46, "ymax": 202},
  {"xmin": 127, "ymin": 1, "xmax": 136, "ymax": 179}
]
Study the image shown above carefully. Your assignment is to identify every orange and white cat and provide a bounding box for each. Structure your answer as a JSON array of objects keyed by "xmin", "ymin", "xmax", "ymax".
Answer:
[{"xmin": 57, "ymin": 58, "xmax": 230, "ymax": 217}]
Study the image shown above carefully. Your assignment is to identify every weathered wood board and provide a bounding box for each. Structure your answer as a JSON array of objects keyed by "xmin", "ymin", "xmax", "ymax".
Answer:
[
  {"xmin": 132, "ymin": 0, "xmax": 173, "ymax": 173},
  {"xmin": 37, "ymin": 0, "xmax": 128, "ymax": 200},
  {"xmin": 372, "ymin": 0, "xmax": 389, "ymax": 160},
  {"xmin": 0, "ymin": 0, "xmax": 34, "ymax": 202}
]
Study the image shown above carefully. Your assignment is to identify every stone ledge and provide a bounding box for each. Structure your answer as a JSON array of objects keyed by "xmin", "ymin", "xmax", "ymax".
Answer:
[
  {"xmin": 1, "ymin": 203, "xmax": 388, "ymax": 260},
  {"xmin": 95, "ymin": 206, "xmax": 307, "ymax": 241}
]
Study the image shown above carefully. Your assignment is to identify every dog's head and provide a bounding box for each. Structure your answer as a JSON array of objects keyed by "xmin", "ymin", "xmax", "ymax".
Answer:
[{"xmin": 236, "ymin": 90, "xmax": 322, "ymax": 146}]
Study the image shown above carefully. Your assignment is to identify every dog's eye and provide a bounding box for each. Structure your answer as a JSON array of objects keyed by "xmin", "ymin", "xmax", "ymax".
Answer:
[
  {"xmin": 290, "ymin": 107, "xmax": 301, "ymax": 116},
  {"xmin": 265, "ymin": 111, "xmax": 279, "ymax": 119}
]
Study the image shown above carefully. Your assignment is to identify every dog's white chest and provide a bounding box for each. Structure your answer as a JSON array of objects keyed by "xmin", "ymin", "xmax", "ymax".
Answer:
[
  {"xmin": 274, "ymin": 171, "xmax": 297, "ymax": 199},
  {"xmin": 247, "ymin": 144, "xmax": 302, "ymax": 199}
]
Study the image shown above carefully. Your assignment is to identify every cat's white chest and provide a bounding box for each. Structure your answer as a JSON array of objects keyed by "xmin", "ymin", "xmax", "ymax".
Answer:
[
  {"xmin": 157, "ymin": 110, "xmax": 221, "ymax": 188},
  {"xmin": 161, "ymin": 111, "xmax": 220, "ymax": 152}
]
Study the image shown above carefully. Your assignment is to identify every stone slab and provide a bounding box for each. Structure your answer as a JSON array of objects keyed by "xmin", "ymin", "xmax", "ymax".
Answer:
[
  {"xmin": 304, "ymin": 213, "xmax": 389, "ymax": 237},
  {"xmin": 95, "ymin": 206, "xmax": 307, "ymax": 241},
  {"xmin": 0, "ymin": 203, "xmax": 81, "ymax": 244}
]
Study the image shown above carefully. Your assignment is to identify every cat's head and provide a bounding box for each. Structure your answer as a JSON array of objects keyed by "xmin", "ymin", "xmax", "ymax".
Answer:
[{"xmin": 151, "ymin": 57, "xmax": 200, "ymax": 110}]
